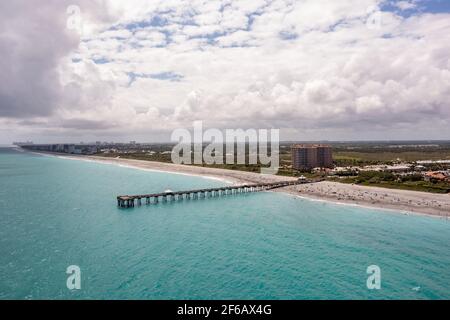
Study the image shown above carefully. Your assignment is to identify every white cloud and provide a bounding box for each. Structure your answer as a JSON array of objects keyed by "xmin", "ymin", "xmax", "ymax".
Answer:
[{"xmin": 1, "ymin": 0, "xmax": 450, "ymax": 142}]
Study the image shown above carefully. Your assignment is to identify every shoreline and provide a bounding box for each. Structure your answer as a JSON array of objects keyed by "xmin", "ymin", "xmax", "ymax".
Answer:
[
  {"xmin": 29, "ymin": 150, "xmax": 450, "ymax": 219},
  {"xmin": 47, "ymin": 153, "xmax": 238, "ymax": 185},
  {"xmin": 279, "ymin": 183, "xmax": 450, "ymax": 219},
  {"xmin": 274, "ymin": 187, "xmax": 448, "ymax": 220}
]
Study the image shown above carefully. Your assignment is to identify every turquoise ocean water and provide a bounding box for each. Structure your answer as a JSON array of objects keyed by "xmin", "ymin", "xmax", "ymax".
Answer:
[{"xmin": 0, "ymin": 147, "xmax": 449, "ymax": 299}]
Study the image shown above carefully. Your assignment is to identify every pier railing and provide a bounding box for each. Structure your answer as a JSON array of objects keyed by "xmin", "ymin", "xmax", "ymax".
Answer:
[{"xmin": 117, "ymin": 180, "xmax": 311, "ymax": 208}]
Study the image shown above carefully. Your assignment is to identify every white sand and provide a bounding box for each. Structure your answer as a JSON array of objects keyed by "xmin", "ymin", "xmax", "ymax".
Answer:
[
  {"xmin": 74, "ymin": 155, "xmax": 296, "ymax": 185},
  {"xmin": 35, "ymin": 152, "xmax": 450, "ymax": 218},
  {"xmin": 280, "ymin": 181, "xmax": 450, "ymax": 218}
]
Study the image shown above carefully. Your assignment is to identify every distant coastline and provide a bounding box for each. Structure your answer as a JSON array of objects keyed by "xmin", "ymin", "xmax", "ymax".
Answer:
[{"xmin": 21, "ymin": 149, "xmax": 450, "ymax": 219}]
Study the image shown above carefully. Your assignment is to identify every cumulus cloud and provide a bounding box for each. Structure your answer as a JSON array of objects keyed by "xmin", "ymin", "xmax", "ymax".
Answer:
[
  {"xmin": 0, "ymin": 0, "xmax": 114, "ymax": 118},
  {"xmin": 1, "ymin": 0, "xmax": 449, "ymax": 142},
  {"xmin": 0, "ymin": 1, "xmax": 74, "ymax": 117}
]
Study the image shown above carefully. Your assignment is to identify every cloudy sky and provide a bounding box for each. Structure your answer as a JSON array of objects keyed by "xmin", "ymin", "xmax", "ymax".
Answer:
[{"xmin": 0, "ymin": 0, "xmax": 449, "ymax": 143}]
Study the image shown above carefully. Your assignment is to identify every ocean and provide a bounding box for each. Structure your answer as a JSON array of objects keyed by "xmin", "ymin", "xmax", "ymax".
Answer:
[{"xmin": 0, "ymin": 147, "xmax": 449, "ymax": 299}]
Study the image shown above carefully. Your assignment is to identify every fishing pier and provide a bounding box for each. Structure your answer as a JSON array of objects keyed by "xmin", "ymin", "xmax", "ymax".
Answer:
[{"xmin": 117, "ymin": 180, "xmax": 308, "ymax": 208}]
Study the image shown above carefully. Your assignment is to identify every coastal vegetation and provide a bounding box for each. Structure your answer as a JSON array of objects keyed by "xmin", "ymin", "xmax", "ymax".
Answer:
[{"xmin": 97, "ymin": 141, "xmax": 450, "ymax": 194}]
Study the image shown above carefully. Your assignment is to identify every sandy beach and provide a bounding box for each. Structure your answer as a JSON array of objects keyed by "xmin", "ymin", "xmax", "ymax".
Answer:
[
  {"xmin": 37, "ymin": 152, "xmax": 450, "ymax": 218},
  {"xmin": 279, "ymin": 182, "xmax": 450, "ymax": 218},
  {"xmin": 60, "ymin": 154, "xmax": 296, "ymax": 185}
]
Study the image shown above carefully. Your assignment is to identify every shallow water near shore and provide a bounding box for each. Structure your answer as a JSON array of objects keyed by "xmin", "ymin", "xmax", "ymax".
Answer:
[{"xmin": 0, "ymin": 147, "xmax": 449, "ymax": 299}]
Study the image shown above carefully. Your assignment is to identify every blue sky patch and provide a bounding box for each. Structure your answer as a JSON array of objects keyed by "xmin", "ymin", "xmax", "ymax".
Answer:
[
  {"xmin": 279, "ymin": 30, "xmax": 298, "ymax": 40},
  {"xmin": 92, "ymin": 57, "xmax": 110, "ymax": 64},
  {"xmin": 149, "ymin": 72, "xmax": 184, "ymax": 82},
  {"xmin": 382, "ymin": 0, "xmax": 450, "ymax": 18},
  {"xmin": 127, "ymin": 71, "xmax": 184, "ymax": 85}
]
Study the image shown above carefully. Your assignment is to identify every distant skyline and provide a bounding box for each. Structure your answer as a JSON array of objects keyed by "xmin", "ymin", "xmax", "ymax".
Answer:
[
  {"xmin": 1, "ymin": 0, "xmax": 449, "ymax": 143},
  {"xmin": 5, "ymin": 139, "xmax": 450, "ymax": 147}
]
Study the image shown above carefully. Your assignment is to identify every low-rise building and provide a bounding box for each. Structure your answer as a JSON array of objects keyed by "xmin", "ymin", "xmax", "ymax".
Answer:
[{"xmin": 424, "ymin": 171, "xmax": 450, "ymax": 182}]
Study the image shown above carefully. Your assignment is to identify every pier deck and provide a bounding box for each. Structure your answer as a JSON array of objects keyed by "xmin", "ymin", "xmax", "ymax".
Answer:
[{"xmin": 117, "ymin": 180, "xmax": 311, "ymax": 208}]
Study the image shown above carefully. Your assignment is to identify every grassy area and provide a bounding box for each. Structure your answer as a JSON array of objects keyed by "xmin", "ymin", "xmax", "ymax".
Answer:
[
  {"xmin": 334, "ymin": 151, "xmax": 450, "ymax": 166},
  {"xmin": 100, "ymin": 152, "xmax": 172, "ymax": 163}
]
